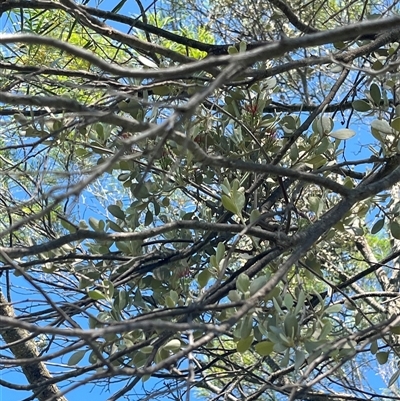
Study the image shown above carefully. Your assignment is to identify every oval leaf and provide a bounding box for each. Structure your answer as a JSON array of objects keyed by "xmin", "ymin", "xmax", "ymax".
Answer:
[
  {"xmin": 352, "ymin": 100, "xmax": 371, "ymax": 112},
  {"xmin": 390, "ymin": 219, "xmax": 400, "ymax": 239},
  {"xmin": 370, "ymin": 83, "xmax": 381, "ymax": 106},
  {"xmin": 376, "ymin": 351, "xmax": 389, "ymax": 365},
  {"xmin": 237, "ymin": 273, "xmax": 250, "ymax": 294},
  {"xmin": 329, "ymin": 129, "xmax": 355, "ymax": 140},
  {"xmin": 108, "ymin": 205, "xmax": 125, "ymax": 220},
  {"xmin": 371, "ymin": 119, "xmax": 393, "ymax": 134},
  {"xmin": 68, "ymin": 350, "xmax": 87, "ymax": 366},
  {"xmin": 255, "ymin": 340, "xmax": 274, "ymax": 356},
  {"xmin": 371, "ymin": 218, "xmax": 384, "ymax": 234},
  {"xmin": 391, "ymin": 117, "xmax": 400, "ymax": 131},
  {"xmin": 222, "ymin": 195, "xmax": 238, "ymax": 215}
]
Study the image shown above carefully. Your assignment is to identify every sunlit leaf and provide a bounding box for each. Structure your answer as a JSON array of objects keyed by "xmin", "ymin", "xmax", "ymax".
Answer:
[
  {"xmin": 329, "ymin": 129, "xmax": 355, "ymax": 140},
  {"xmin": 164, "ymin": 339, "xmax": 181, "ymax": 351},
  {"xmin": 236, "ymin": 334, "xmax": 253, "ymax": 353},
  {"xmin": 254, "ymin": 341, "xmax": 274, "ymax": 356},
  {"xmin": 88, "ymin": 290, "xmax": 106, "ymax": 301}
]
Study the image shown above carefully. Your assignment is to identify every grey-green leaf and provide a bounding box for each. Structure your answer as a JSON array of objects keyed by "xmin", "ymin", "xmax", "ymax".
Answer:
[
  {"xmin": 352, "ymin": 100, "xmax": 371, "ymax": 112},
  {"xmin": 68, "ymin": 350, "xmax": 87, "ymax": 366},
  {"xmin": 108, "ymin": 205, "xmax": 125, "ymax": 220}
]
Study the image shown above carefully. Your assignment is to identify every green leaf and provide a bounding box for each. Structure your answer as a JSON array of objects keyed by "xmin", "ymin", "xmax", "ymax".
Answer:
[
  {"xmin": 132, "ymin": 183, "xmax": 150, "ymax": 199},
  {"xmin": 152, "ymin": 85, "xmax": 173, "ymax": 96},
  {"xmin": 228, "ymin": 290, "xmax": 242, "ymax": 302},
  {"xmin": 108, "ymin": 221, "xmax": 124, "ymax": 232},
  {"xmin": 103, "ymin": 280, "xmax": 114, "ymax": 300},
  {"xmin": 155, "ymin": 348, "xmax": 170, "ymax": 364},
  {"xmin": 132, "ymin": 351, "xmax": 147, "ymax": 367},
  {"xmin": 295, "ymin": 290, "xmax": 306, "ymax": 315},
  {"xmin": 370, "ymin": 340, "xmax": 378, "ymax": 355},
  {"xmin": 88, "ymin": 290, "xmax": 106, "ymax": 300},
  {"xmin": 370, "ymin": 83, "xmax": 381, "ymax": 106},
  {"xmin": 389, "ymin": 370, "xmax": 400, "ymax": 387},
  {"xmin": 165, "ymin": 296, "xmax": 176, "ymax": 308},
  {"xmin": 283, "ymin": 313, "xmax": 299, "ymax": 339},
  {"xmin": 236, "ymin": 334, "xmax": 253, "ymax": 353},
  {"xmin": 323, "ymin": 304, "xmax": 342, "ymax": 315},
  {"xmin": 110, "ymin": 0, "xmax": 128, "ymax": 13},
  {"xmin": 315, "ymin": 137, "xmax": 330, "ymax": 154},
  {"xmin": 249, "ymin": 275, "xmax": 268, "ymax": 295},
  {"xmin": 237, "ymin": 273, "xmax": 250, "ymax": 293},
  {"xmin": 115, "ymin": 290, "xmax": 129, "ymax": 311},
  {"xmin": 95, "ymin": 123, "xmax": 104, "ymax": 140},
  {"xmin": 294, "ymin": 349, "xmax": 306, "ymax": 371},
  {"xmin": 254, "ymin": 340, "xmax": 274, "ymax": 356},
  {"xmin": 239, "ymin": 41, "xmax": 247, "ymax": 53},
  {"xmin": 228, "ymin": 46, "xmax": 238, "ymax": 54},
  {"xmin": 391, "ymin": 117, "xmax": 400, "ymax": 131},
  {"xmin": 216, "ymin": 242, "xmax": 225, "ymax": 264},
  {"xmin": 164, "ymin": 339, "xmax": 181, "ymax": 351},
  {"xmin": 376, "ymin": 351, "xmax": 389, "ymax": 365},
  {"xmin": 318, "ymin": 319, "xmax": 332, "ymax": 340},
  {"xmin": 222, "ymin": 194, "xmax": 238, "ymax": 215},
  {"xmin": 371, "ymin": 218, "xmax": 384, "ymax": 234},
  {"xmin": 290, "ymin": 144, "xmax": 299, "ymax": 161},
  {"xmin": 283, "ymin": 293, "xmax": 293, "ymax": 309},
  {"xmin": 68, "ymin": 350, "xmax": 87, "ymax": 366},
  {"xmin": 306, "ymin": 155, "xmax": 327, "ymax": 169},
  {"xmin": 281, "ymin": 348, "xmax": 290, "ymax": 367},
  {"xmin": 108, "ymin": 205, "xmax": 125, "ymax": 220},
  {"xmin": 390, "ymin": 218, "xmax": 400, "ymax": 239},
  {"xmin": 250, "ymin": 209, "xmax": 261, "ymax": 224},
  {"xmin": 233, "ymin": 191, "xmax": 245, "ymax": 212},
  {"xmin": 240, "ymin": 316, "xmax": 253, "ymax": 338},
  {"xmin": 61, "ymin": 219, "xmax": 77, "ymax": 233},
  {"xmin": 352, "ymin": 100, "xmax": 371, "ymax": 112},
  {"xmin": 141, "ymin": 345, "xmax": 154, "ymax": 354},
  {"xmin": 390, "ymin": 326, "xmax": 400, "ymax": 335},
  {"xmin": 197, "ymin": 269, "xmax": 211, "ymax": 288},
  {"xmin": 145, "ymin": 210, "xmax": 153, "ymax": 226}
]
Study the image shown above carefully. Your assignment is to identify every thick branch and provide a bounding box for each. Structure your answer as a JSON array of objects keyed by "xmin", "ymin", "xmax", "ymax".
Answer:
[{"xmin": 0, "ymin": 291, "xmax": 67, "ymax": 401}]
